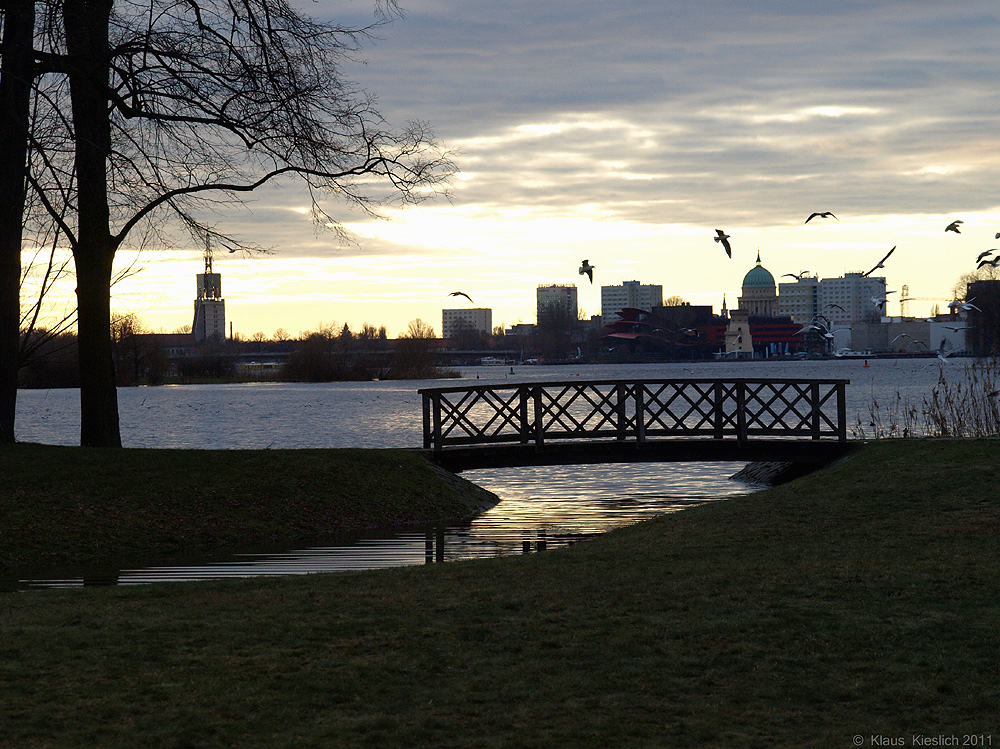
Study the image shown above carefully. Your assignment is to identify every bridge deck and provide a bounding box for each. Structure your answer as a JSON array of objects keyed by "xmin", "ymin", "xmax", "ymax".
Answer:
[{"xmin": 419, "ymin": 377, "xmax": 851, "ymax": 471}]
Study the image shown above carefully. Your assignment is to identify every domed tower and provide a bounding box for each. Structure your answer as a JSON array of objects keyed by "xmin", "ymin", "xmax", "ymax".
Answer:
[{"xmin": 738, "ymin": 252, "xmax": 778, "ymax": 317}]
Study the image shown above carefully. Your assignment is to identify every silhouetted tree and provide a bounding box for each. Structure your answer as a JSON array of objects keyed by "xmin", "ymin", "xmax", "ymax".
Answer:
[
  {"xmin": 392, "ymin": 318, "xmax": 440, "ymax": 379},
  {"xmin": 20, "ymin": 0, "xmax": 452, "ymax": 446},
  {"xmin": 0, "ymin": 0, "xmax": 37, "ymax": 442}
]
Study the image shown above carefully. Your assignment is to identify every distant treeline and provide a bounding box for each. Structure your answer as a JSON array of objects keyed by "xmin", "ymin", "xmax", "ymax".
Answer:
[{"xmin": 17, "ymin": 318, "xmax": 454, "ymax": 388}]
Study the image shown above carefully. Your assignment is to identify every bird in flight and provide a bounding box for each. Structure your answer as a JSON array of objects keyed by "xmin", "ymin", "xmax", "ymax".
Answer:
[
  {"xmin": 870, "ymin": 290, "xmax": 897, "ymax": 309},
  {"xmin": 714, "ymin": 230, "xmax": 732, "ymax": 258},
  {"xmin": 805, "ymin": 211, "xmax": 837, "ymax": 223},
  {"xmin": 995, "ymin": 232, "xmax": 1000, "ymax": 239},
  {"xmin": 976, "ymin": 249, "xmax": 995, "ymax": 263},
  {"xmin": 864, "ymin": 246, "xmax": 896, "ymax": 277},
  {"xmin": 448, "ymin": 291, "xmax": 474, "ymax": 303},
  {"xmin": 948, "ymin": 299, "xmax": 980, "ymax": 312},
  {"xmin": 977, "ymin": 256, "xmax": 1000, "ymax": 270},
  {"xmin": 782, "ymin": 271, "xmax": 810, "ymax": 281},
  {"xmin": 824, "ymin": 303, "xmax": 847, "ymax": 313},
  {"xmin": 945, "ymin": 220, "xmax": 963, "ymax": 233},
  {"xmin": 579, "ymin": 259, "xmax": 595, "ymax": 283}
]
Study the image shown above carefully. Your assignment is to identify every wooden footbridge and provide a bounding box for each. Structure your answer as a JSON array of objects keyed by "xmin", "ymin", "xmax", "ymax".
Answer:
[{"xmin": 419, "ymin": 377, "xmax": 851, "ymax": 472}]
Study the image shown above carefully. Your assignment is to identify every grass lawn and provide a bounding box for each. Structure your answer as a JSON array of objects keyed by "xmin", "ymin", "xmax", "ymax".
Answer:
[
  {"xmin": 1, "ymin": 439, "xmax": 998, "ymax": 747},
  {"xmin": 0, "ymin": 443, "xmax": 498, "ymax": 569}
]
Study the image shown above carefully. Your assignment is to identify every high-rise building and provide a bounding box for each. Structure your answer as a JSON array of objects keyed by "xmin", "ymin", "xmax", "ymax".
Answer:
[
  {"xmin": 193, "ymin": 251, "xmax": 226, "ymax": 342},
  {"xmin": 442, "ymin": 308, "xmax": 492, "ymax": 339},
  {"xmin": 818, "ymin": 273, "xmax": 887, "ymax": 325},
  {"xmin": 601, "ymin": 280, "xmax": 663, "ymax": 323},
  {"xmin": 536, "ymin": 284, "xmax": 578, "ymax": 322},
  {"xmin": 779, "ymin": 271, "xmax": 887, "ymax": 325},
  {"xmin": 777, "ymin": 274, "xmax": 819, "ymax": 322}
]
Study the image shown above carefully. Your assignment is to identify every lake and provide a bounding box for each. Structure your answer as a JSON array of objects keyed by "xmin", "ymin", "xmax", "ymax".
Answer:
[{"xmin": 8, "ymin": 358, "xmax": 950, "ymax": 588}]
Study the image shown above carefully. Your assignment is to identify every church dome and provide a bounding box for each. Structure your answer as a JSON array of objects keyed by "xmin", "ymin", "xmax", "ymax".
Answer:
[{"xmin": 742, "ymin": 253, "xmax": 775, "ymax": 289}]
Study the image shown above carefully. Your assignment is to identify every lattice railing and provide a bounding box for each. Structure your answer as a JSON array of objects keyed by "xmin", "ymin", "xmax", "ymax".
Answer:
[{"xmin": 419, "ymin": 378, "xmax": 849, "ymax": 451}]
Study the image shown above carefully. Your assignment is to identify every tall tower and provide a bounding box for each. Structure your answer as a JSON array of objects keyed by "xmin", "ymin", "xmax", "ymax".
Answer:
[{"xmin": 192, "ymin": 247, "xmax": 226, "ymax": 342}]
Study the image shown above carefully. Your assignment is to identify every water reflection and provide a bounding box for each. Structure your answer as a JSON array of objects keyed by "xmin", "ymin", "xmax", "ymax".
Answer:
[
  {"xmin": 12, "ymin": 358, "xmax": 940, "ymax": 589},
  {"xmin": 6, "ymin": 462, "xmax": 750, "ymax": 590}
]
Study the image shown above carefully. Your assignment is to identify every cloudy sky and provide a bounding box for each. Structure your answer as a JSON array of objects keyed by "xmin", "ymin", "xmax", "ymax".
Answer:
[{"xmin": 105, "ymin": 0, "xmax": 1000, "ymax": 337}]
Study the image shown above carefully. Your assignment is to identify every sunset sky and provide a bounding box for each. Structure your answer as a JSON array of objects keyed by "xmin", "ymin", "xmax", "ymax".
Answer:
[{"xmin": 81, "ymin": 1, "xmax": 1000, "ymax": 337}]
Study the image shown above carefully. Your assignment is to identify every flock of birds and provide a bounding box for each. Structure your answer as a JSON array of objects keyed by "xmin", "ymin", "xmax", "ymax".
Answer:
[{"xmin": 446, "ymin": 212, "xmax": 996, "ymax": 364}]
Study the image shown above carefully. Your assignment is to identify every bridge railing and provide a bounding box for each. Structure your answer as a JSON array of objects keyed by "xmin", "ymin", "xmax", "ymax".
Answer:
[{"xmin": 419, "ymin": 378, "xmax": 849, "ymax": 452}]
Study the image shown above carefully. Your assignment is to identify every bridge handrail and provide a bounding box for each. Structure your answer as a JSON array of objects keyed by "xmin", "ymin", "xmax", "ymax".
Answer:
[{"xmin": 419, "ymin": 377, "xmax": 850, "ymax": 451}]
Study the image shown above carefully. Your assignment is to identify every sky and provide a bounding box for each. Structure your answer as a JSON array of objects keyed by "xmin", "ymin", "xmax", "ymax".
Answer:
[{"xmin": 57, "ymin": 0, "xmax": 1000, "ymax": 337}]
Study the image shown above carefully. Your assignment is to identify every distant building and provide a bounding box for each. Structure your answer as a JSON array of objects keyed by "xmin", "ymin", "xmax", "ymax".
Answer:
[
  {"xmin": 777, "ymin": 274, "xmax": 819, "ymax": 323},
  {"xmin": 737, "ymin": 253, "xmax": 779, "ymax": 317},
  {"xmin": 779, "ymin": 271, "xmax": 887, "ymax": 327},
  {"xmin": 442, "ymin": 308, "xmax": 492, "ymax": 339},
  {"xmin": 724, "ymin": 308, "xmax": 754, "ymax": 356},
  {"xmin": 536, "ymin": 284, "xmax": 578, "ymax": 322},
  {"xmin": 505, "ymin": 323, "xmax": 536, "ymax": 337},
  {"xmin": 963, "ymin": 279, "xmax": 1000, "ymax": 355},
  {"xmin": 601, "ymin": 280, "xmax": 663, "ymax": 323},
  {"xmin": 651, "ymin": 303, "xmax": 716, "ymax": 329},
  {"xmin": 192, "ymin": 251, "xmax": 225, "ymax": 342}
]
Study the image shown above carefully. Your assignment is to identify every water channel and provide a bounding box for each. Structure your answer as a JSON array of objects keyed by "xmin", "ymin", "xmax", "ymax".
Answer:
[{"xmin": 7, "ymin": 358, "xmax": 949, "ymax": 589}]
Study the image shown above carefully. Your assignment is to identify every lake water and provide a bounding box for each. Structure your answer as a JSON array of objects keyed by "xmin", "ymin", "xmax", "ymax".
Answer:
[{"xmin": 8, "ymin": 358, "xmax": 951, "ymax": 588}]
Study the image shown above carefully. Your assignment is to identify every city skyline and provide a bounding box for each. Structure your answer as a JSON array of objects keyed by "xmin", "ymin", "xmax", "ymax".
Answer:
[{"xmin": 24, "ymin": 1, "xmax": 1000, "ymax": 338}]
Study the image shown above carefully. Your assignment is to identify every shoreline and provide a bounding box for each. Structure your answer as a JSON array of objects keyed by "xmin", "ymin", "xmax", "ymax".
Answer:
[
  {"xmin": 2, "ymin": 439, "xmax": 996, "ymax": 746},
  {"xmin": 0, "ymin": 443, "xmax": 499, "ymax": 570}
]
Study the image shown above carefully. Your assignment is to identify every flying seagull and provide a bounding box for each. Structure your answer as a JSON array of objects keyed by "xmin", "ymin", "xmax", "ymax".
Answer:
[
  {"xmin": 870, "ymin": 290, "xmax": 897, "ymax": 309},
  {"xmin": 948, "ymin": 299, "xmax": 980, "ymax": 312},
  {"xmin": 782, "ymin": 271, "xmax": 810, "ymax": 281},
  {"xmin": 805, "ymin": 211, "xmax": 837, "ymax": 223},
  {"xmin": 977, "ymin": 256, "xmax": 1000, "ymax": 270},
  {"xmin": 448, "ymin": 291, "xmax": 474, "ymax": 303},
  {"xmin": 976, "ymin": 249, "xmax": 995, "ymax": 263},
  {"xmin": 864, "ymin": 246, "xmax": 896, "ymax": 277},
  {"xmin": 945, "ymin": 220, "xmax": 963, "ymax": 233},
  {"xmin": 995, "ymin": 232, "xmax": 1000, "ymax": 239},
  {"xmin": 579, "ymin": 259, "xmax": 594, "ymax": 283},
  {"xmin": 714, "ymin": 229, "xmax": 732, "ymax": 258},
  {"xmin": 824, "ymin": 303, "xmax": 847, "ymax": 313}
]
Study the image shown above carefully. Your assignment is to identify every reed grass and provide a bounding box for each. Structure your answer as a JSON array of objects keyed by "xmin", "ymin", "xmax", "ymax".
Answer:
[{"xmin": 853, "ymin": 357, "xmax": 1000, "ymax": 439}]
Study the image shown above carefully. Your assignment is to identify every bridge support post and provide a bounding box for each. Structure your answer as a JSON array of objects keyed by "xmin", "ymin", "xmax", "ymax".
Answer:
[
  {"xmin": 811, "ymin": 382, "xmax": 821, "ymax": 440},
  {"xmin": 519, "ymin": 386, "xmax": 530, "ymax": 444},
  {"xmin": 616, "ymin": 383, "xmax": 627, "ymax": 441},
  {"xmin": 736, "ymin": 380, "xmax": 747, "ymax": 445},
  {"xmin": 713, "ymin": 381, "xmax": 724, "ymax": 439},
  {"xmin": 422, "ymin": 393, "xmax": 431, "ymax": 449},
  {"xmin": 635, "ymin": 383, "xmax": 646, "ymax": 443},
  {"xmin": 837, "ymin": 380, "xmax": 848, "ymax": 441},
  {"xmin": 431, "ymin": 393, "xmax": 442, "ymax": 452},
  {"xmin": 533, "ymin": 386, "xmax": 544, "ymax": 447}
]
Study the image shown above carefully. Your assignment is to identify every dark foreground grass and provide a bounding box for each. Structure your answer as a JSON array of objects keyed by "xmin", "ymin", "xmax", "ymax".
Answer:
[
  {"xmin": 2, "ymin": 440, "xmax": 999, "ymax": 748},
  {"xmin": 0, "ymin": 443, "xmax": 497, "ymax": 568}
]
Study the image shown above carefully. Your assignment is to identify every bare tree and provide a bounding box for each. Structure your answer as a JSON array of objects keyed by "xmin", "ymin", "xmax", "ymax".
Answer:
[
  {"xmin": 22, "ymin": 0, "xmax": 451, "ymax": 445},
  {"xmin": 0, "ymin": 0, "xmax": 37, "ymax": 443}
]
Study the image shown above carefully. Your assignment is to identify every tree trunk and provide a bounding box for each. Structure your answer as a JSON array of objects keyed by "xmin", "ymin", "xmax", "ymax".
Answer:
[
  {"xmin": 75, "ymin": 250, "xmax": 120, "ymax": 446},
  {"xmin": 0, "ymin": 0, "xmax": 36, "ymax": 444},
  {"xmin": 65, "ymin": 0, "xmax": 122, "ymax": 447}
]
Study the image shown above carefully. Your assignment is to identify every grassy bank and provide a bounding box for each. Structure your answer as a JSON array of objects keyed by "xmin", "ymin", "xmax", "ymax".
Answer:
[
  {"xmin": 2, "ymin": 440, "xmax": 999, "ymax": 747},
  {"xmin": 0, "ymin": 443, "xmax": 497, "ymax": 569}
]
